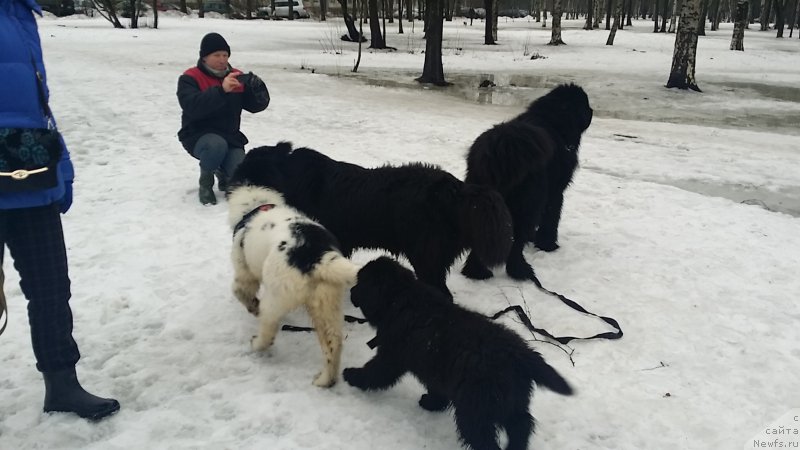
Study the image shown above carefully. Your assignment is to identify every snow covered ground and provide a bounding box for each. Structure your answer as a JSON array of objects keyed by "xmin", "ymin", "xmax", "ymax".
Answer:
[{"xmin": 1, "ymin": 13, "xmax": 798, "ymax": 450}]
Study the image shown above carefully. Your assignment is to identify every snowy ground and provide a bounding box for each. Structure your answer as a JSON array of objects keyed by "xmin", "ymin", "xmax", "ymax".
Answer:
[{"xmin": 1, "ymin": 13, "xmax": 799, "ymax": 450}]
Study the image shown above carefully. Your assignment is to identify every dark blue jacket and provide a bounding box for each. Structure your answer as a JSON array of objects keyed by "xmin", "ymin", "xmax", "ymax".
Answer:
[{"xmin": 0, "ymin": 0, "xmax": 74, "ymax": 210}]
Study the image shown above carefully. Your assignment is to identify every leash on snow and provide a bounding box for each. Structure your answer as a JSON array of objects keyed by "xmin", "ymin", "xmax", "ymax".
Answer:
[
  {"xmin": 281, "ymin": 274, "xmax": 623, "ymax": 348},
  {"xmin": 280, "ymin": 314, "xmax": 367, "ymax": 333},
  {"xmin": 489, "ymin": 273, "xmax": 622, "ymax": 346}
]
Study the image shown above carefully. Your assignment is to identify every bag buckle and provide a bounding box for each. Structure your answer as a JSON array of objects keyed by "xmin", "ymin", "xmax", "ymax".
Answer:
[{"xmin": 0, "ymin": 168, "xmax": 49, "ymax": 180}]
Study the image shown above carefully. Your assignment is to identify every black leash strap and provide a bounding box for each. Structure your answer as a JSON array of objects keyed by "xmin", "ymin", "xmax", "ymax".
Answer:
[
  {"xmin": 280, "ymin": 314, "xmax": 367, "ymax": 332},
  {"xmin": 490, "ymin": 274, "xmax": 622, "ymax": 345}
]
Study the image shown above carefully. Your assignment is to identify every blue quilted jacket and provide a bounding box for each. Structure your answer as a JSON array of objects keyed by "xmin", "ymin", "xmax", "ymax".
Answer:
[{"xmin": 0, "ymin": 0, "xmax": 74, "ymax": 210}]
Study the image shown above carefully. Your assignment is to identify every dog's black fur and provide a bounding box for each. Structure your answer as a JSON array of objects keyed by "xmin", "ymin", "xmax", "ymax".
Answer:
[
  {"xmin": 343, "ymin": 256, "xmax": 573, "ymax": 450},
  {"xmin": 230, "ymin": 142, "xmax": 513, "ymax": 297},
  {"xmin": 462, "ymin": 84, "xmax": 593, "ymax": 282}
]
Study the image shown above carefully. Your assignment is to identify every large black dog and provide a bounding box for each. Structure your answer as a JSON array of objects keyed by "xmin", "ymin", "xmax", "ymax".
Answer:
[
  {"xmin": 230, "ymin": 142, "xmax": 513, "ymax": 297},
  {"xmin": 344, "ymin": 257, "xmax": 573, "ymax": 450},
  {"xmin": 462, "ymin": 84, "xmax": 593, "ymax": 281}
]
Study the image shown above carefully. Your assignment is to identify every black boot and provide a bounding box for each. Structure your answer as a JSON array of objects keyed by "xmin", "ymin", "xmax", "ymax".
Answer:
[
  {"xmin": 215, "ymin": 170, "xmax": 228, "ymax": 193},
  {"xmin": 199, "ymin": 170, "xmax": 217, "ymax": 205},
  {"xmin": 43, "ymin": 367, "xmax": 120, "ymax": 421}
]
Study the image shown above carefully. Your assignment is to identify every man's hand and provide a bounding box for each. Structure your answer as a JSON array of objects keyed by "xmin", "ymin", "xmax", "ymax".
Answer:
[{"xmin": 222, "ymin": 70, "xmax": 242, "ymax": 93}]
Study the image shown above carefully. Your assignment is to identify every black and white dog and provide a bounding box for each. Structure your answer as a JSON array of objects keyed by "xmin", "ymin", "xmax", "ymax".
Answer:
[
  {"xmin": 229, "ymin": 142, "xmax": 513, "ymax": 298},
  {"xmin": 463, "ymin": 84, "xmax": 593, "ymax": 281},
  {"xmin": 344, "ymin": 257, "xmax": 573, "ymax": 450},
  {"xmin": 228, "ymin": 185, "xmax": 359, "ymax": 387}
]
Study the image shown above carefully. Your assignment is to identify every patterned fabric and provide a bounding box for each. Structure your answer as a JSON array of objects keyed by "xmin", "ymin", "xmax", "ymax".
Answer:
[
  {"xmin": 0, "ymin": 204, "xmax": 80, "ymax": 372},
  {"xmin": 0, "ymin": 0, "xmax": 74, "ymax": 209}
]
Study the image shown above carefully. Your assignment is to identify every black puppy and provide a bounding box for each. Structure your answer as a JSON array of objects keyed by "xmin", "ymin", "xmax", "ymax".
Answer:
[
  {"xmin": 343, "ymin": 257, "xmax": 573, "ymax": 450},
  {"xmin": 230, "ymin": 142, "xmax": 513, "ymax": 298},
  {"xmin": 463, "ymin": 84, "xmax": 593, "ymax": 281}
]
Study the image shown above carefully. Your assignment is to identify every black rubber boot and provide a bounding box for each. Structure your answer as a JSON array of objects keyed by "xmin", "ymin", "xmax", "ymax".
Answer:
[
  {"xmin": 199, "ymin": 170, "xmax": 217, "ymax": 205},
  {"xmin": 43, "ymin": 367, "xmax": 120, "ymax": 421},
  {"xmin": 215, "ymin": 170, "xmax": 228, "ymax": 192}
]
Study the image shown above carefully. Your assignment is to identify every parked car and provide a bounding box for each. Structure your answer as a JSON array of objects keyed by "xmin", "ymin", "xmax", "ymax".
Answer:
[
  {"xmin": 498, "ymin": 8, "xmax": 528, "ymax": 18},
  {"xmin": 38, "ymin": 0, "xmax": 75, "ymax": 16},
  {"xmin": 258, "ymin": 0, "xmax": 309, "ymax": 19},
  {"xmin": 204, "ymin": 1, "xmax": 245, "ymax": 18}
]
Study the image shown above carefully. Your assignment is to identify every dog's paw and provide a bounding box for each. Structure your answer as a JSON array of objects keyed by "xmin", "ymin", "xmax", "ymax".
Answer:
[
  {"xmin": 251, "ymin": 334, "xmax": 274, "ymax": 351},
  {"xmin": 342, "ymin": 367, "xmax": 366, "ymax": 389},
  {"xmin": 419, "ymin": 393, "xmax": 449, "ymax": 412},
  {"xmin": 506, "ymin": 260, "xmax": 535, "ymax": 281},
  {"xmin": 461, "ymin": 263, "xmax": 494, "ymax": 280},
  {"xmin": 313, "ymin": 370, "xmax": 337, "ymax": 388},
  {"xmin": 246, "ymin": 297, "xmax": 260, "ymax": 316},
  {"xmin": 534, "ymin": 240, "xmax": 560, "ymax": 252}
]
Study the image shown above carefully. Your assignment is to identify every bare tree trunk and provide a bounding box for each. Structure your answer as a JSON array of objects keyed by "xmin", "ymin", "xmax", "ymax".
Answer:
[
  {"xmin": 369, "ymin": 0, "xmax": 387, "ymax": 47},
  {"xmin": 594, "ymin": 0, "xmax": 602, "ymax": 25},
  {"xmin": 180, "ymin": 0, "xmax": 187, "ymax": 13},
  {"xmin": 288, "ymin": 0, "xmax": 294, "ymax": 19},
  {"xmin": 198, "ymin": 0, "xmax": 205, "ymax": 18},
  {"xmin": 759, "ymin": 0, "xmax": 771, "ymax": 29},
  {"xmin": 585, "ymin": 0, "xmax": 595, "ymax": 27},
  {"xmin": 484, "ymin": 0, "xmax": 496, "ymax": 43},
  {"xmin": 789, "ymin": 0, "xmax": 799, "ymax": 36},
  {"xmin": 668, "ymin": 0, "xmax": 681, "ymax": 30},
  {"xmin": 697, "ymin": 0, "xmax": 708, "ymax": 34},
  {"xmin": 709, "ymin": 0, "xmax": 720, "ymax": 28},
  {"xmin": 654, "ymin": 0, "xmax": 660, "ymax": 30},
  {"xmin": 607, "ymin": 0, "xmax": 622, "ymax": 42},
  {"xmin": 354, "ymin": 0, "xmax": 363, "ymax": 72},
  {"xmin": 152, "ymin": 0, "xmax": 158, "ymax": 27},
  {"xmin": 775, "ymin": 0, "xmax": 789, "ymax": 35},
  {"xmin": 730, "ymin": 0, "xmax": 747, "ymax": 48},
  {"xmin": 417, "ymin": 0, "xmax": 448, "ymax": 84},
  {"xmin": 626, "ymin": 0, "xmax": 634, "ymax": 24},
  {"xmin": 660, "ymin": 0, "xmax": 669, "ymax": 30},
  {"xmin": 667, "ymin": 0, "xmax": 702, "ymax": 90},
  {"xmin": 549, "ymin": 0, "xmax": 566, "ymax": 43},
  {"xmin": 341, "ymin": 0, "xmax": 349, "ymax": 17},
  {"xmin": 321, "ymin": 0, "xmax": 328, "ymax": 20},
  {"xmin": 398, "ymin": 0, "xmax": 404, "ymax": 32},
  {"xmin": 492, "ymin": 0, "xmax": 499, "ymax": 41},
  {"xmin": 605, "ymin": 0, "xmax": 612, "ymax": 27}
]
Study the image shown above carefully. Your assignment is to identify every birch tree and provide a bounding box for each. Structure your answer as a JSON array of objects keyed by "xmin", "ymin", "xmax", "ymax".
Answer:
[
  {"xmin": 417, "ymin": 0, "xmax": 448, "ymax": 85},
  {"xmin": 666, "ymin": 0, "xmax": 702, "ymax": 91},
  {"xmin": 730, "ymin": 0, "xmax": 747, "ymax": 49},
  {"xmin": 607, "ymin": 0, "xmax": 621, "ymax": 43},
  {"xmin": 548, "ymin": 0, "xmax": 566, "ymax": 44}
]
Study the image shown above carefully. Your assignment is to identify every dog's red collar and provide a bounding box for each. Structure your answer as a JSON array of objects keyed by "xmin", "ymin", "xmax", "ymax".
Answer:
[{"xmin": 233, "ymin": 203, "xmax": 276, "ymax": 237}]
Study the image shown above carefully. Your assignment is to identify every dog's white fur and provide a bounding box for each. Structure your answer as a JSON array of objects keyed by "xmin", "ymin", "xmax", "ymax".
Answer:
[{"xmin": 228, "ymin": 185, "xmax": 359, "ymax": 387}]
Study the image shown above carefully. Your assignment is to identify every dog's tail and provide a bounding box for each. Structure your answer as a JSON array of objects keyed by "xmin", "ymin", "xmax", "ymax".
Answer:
[
  {"xmin": 459, "ymin": 184, "xmax": 513, "ymax": 267},
  {"xmin": 522, "ymin": 352, "xmax": 574, "ymax": 396},
  {"xmin": 313, "ymin": 252, "xmax": 360, "ymax": 287}
]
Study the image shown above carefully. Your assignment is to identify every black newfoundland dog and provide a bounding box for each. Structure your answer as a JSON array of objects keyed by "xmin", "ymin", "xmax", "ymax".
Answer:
[
  {"xmin": 344, "ymin": 257, "xmax": 573, "ymax": 450},
  {"xmin": 462, "ymin": 84, "xmax": 593, "ymax": 282},
  {"xmin": 230, "ymin": 142, "xmax": 513, "ymax": 297}
]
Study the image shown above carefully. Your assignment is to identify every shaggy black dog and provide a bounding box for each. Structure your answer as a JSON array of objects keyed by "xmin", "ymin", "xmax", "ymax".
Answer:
[
  {"xmin": 462, "ymin": 84, "xmax": 593, "ymax": 282},
  {"xmin": 230, "ymin": 142, "xmax": 513, "ymax": 297},
  {"xmin": 343, "ymin": 257, "xmax": 573, "ymax": 450}
]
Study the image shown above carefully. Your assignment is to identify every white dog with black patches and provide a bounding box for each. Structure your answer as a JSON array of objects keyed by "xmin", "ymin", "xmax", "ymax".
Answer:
[{"xmin": 228, "ymin": 184, "xmax": 359, "ymax": 387}]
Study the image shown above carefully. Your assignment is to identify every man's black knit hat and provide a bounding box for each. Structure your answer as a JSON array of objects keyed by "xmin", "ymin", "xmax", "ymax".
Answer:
[{"xmin": 199, "ymin": 32, "xmax": 231, "ymax": 58}]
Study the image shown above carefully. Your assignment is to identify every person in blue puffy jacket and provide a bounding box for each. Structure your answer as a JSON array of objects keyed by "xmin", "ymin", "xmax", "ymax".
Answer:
[{"xmin": 0, "ymin": 0, "xmax": 119, "ymax": 421}]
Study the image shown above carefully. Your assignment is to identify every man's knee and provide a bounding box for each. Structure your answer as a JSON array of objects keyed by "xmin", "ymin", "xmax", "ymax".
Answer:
[{"xmin": 193, "ymin": 134, "xmax": 228, "ymax": 169}]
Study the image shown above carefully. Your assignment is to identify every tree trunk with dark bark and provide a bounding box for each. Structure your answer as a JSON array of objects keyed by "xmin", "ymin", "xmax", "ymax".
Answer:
[
  {"xmin": 759, "ymin": 0, "xmax": 772, "ymax": 29},
  {"xmin": 484, "ymin": 0, "xmax": 496, "ymax": 43},
  {"xmin": 730, "ymin": 0, "xmax": 747, "ymax": 48},
  {"xmin": 417, "ymin": 0, "xmax": 448, "ymax": 85},
  {"xmin": 666, "ymin": 0, "xmax": 702, "ymax": 90},
  {"xmin": 585, "ymin": 0, "xmax": 595, "ymax": 28},
  {"xmin": 369, "ymin": 0, "xmax": 387, "ymax": 47},
  {"xmin": 607, "ymin": 0, "xmax": 622, "ymax": 42},
  {"xmin": 549, "ymin": 0, "xmax": 566, "ymax": 43}
]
